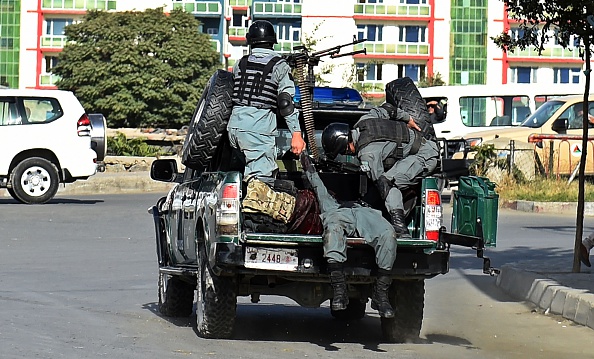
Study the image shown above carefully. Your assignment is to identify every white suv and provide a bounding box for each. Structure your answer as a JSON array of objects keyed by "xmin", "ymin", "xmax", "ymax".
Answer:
[{"xmin": 0, "ymin": 89, "xmax": 106, "ymax": 204}]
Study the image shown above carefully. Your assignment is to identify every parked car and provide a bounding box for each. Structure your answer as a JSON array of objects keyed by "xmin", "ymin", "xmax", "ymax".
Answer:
[
  {"xmin": 0, "ymin": 89, "xmax": 106, "ymax": 204},
  {"xmin": 457, "ymin": 94, "xmax": 594, "ymax": 176}
]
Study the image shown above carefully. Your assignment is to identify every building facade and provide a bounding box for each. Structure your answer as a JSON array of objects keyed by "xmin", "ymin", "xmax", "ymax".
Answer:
[{"xmin": 0, "ymin": 0, "xmax": 589, "ymax": 95}]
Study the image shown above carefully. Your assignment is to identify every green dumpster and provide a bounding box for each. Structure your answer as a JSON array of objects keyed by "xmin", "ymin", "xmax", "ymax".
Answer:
[{"xmin": 451, "ymin": 176, "xmax": 498, "ymax": 247}]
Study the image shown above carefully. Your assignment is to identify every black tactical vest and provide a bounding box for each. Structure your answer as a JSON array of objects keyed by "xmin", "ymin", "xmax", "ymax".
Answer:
[
  {"xmin": 232, "ymin": 53, "xmax": 283, "ymax": 110},
  {"xmin": 354, "ymin": 117, "xmax": 410, "ymax": 151}
]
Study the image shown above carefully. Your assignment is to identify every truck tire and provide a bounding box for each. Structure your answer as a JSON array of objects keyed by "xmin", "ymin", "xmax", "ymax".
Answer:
[
  {"xmin": 10, "ymin": 157, "xmax": 59, "ymax": 204},
  {"xmin": 381, "ymin": 279, "xmax": 424, "ymax": 343},
  {"xmin": 182, "ymin": 70, "xmax": 234, "ymax": 170},
  {"xmin": 385, "ymin": 77, "xmax": 433, "ymax": 139},
  {"xmin": 331, "ymin": 299, "xmax": 366, "ymax": 321},
  {"xmin": 158, "ymin": 273, "xmax": 194, "ymax": 317},
  {"xmin": 196, "ymin": 244, "xmax": 237, "ymax": 339},
  {"xmin": 89, "ymin": 113, "xmax": 107, "ymax": 162}
]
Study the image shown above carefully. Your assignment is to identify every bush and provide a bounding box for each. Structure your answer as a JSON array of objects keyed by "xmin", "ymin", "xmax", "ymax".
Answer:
[{"xmin": 107, "ymin": 132, "xmax": 163, "ymax": 157}]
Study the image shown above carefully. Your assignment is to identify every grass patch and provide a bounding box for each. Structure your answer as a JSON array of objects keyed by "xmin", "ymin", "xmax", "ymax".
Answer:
[{"xmin": 495, "ymin": 177, "xmax": 594, "ymax": 202}]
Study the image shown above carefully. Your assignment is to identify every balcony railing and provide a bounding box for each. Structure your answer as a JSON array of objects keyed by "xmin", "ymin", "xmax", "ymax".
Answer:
[
  {"xmin": 228, "ymin": 26, "xmax": 248, "ymax": 38},
  {"xmin": 507, "ymin": 46, "xmax": 582, "ymax": 60},
  {"xmin": 355, "ymin": 42, "xmax": 429, "ymax": 56},
  {"xmin": 40, "ymin": 35, "xmax": 68, "ymax": 48},
  {"xmin": 229, "ymin": 0, "xmax": 251, "ymax": 7},
  {"xmin": 172, "ymin": 1, "xmax": 222, "ymax": 15},
  {"xmin": 274, "ymin": 40, "xmax": 300, "ymax": 53},
  {"xmin": 252, "ymin": 1, "xmax": 301, "ymax": 17},
  {"xmin": 353, "ymin": 3, "xmax": 430, "ymax": 17},
  {"xmin": 353, "ymin": 81, "xmax": 384, "ymax": 94},
  {"xmin": 41, "ymin": 0, "xmax": 116, "ymax": 11},
  {"xmin": 40, "ymin": 73, "xmax": 61, "ymax": 86}
]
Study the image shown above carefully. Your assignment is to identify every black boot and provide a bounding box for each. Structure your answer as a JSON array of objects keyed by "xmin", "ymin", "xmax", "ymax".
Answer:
[
  {"xmin": 389, "ymin": 209, "xmax": 410, "ymax": 237},
  {"xmin": 328, "ymin": 262, "xmax": 349, "ymax": 311},
  {"xmin": 371, "ymin": 273, "xmax": 395, "ymax": 318}
]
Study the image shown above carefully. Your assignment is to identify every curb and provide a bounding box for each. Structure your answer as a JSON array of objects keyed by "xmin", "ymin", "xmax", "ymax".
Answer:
[
  {"xmin": 497, "ymin": 262, "xmax": 594, "ymax": 330},
  {"xmin": 500, "ymin": 199, "xmax": 594, "ymax": 216}
]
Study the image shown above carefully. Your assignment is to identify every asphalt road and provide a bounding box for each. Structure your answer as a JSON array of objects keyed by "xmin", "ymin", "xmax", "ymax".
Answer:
[{"xmin": 0, "ymin": 193, "xmax": 592, "ymax": 359}]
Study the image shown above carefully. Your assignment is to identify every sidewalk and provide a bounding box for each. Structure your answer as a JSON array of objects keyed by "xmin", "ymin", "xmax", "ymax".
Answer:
[{"xmin": 3, "ymin": 170, "xmax": 593, "ymax": 331}]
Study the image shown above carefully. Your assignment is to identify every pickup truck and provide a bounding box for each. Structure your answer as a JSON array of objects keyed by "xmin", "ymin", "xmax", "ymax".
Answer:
[{"xmin": 148, "ymin": 70, "xmax": 498, "ymax": 343}]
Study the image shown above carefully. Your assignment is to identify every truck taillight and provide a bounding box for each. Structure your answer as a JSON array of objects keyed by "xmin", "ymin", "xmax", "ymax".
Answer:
[
  {"xmin": 77, "ymin": 114, "xmax": 91, "ymax": 136},
  {"xmin": 217, "ymin": 183, "xmax": 240, "ymax": 234},
  {"xmin": 425, "ymin": 189, "xmax": 442, "ymax": 241}
]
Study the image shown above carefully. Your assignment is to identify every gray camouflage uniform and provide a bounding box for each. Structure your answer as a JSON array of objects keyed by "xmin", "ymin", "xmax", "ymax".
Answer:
[
  {"xmin": 227, "ymin": 47, "xmax": 301, "ymax": 182},
  {"xmin": 304, "ymin": 167, "xmax": 397, "ymax": 270},
  {"xmin": 352, "ymin": 107, "xmax": 439, "ymax": 212}
]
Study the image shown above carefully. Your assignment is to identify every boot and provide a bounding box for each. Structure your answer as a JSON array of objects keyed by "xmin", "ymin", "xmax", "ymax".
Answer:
[
  {"xmin": 328, "ymin": 262, "xmax": 349, "ymax": 311},
  {"xmin": 389, "ymin": 209, "xmax": 410, "ymax": 237},
  {"xmin": 371, "ymin": 273, "xmax": 395, "ymax": 318},
  {"xmin": 580, "ymin": 234, "xmax": 594, "ymax": 267}
]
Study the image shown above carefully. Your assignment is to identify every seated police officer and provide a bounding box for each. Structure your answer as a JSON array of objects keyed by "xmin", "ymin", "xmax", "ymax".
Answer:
[{"xmin": 321, "ymin": 104, "xmax": 439, "ymax": 237}]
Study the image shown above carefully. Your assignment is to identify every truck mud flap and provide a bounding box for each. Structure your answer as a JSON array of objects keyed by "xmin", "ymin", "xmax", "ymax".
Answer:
[
  {"xmin": 438, "ymin": 219, "xmax": 500, "ymax": 276},
  {"xmin": 149, "ymin": 201, "xmax": 167, "ymax": 267}
]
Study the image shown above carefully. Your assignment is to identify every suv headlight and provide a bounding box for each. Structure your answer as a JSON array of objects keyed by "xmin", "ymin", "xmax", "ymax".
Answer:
[{"xmin": 465, "ymin": 137, "xmax": 483, "ymax": 148}]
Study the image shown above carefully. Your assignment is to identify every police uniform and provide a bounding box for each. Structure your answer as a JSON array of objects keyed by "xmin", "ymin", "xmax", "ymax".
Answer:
[
  {"xmin": 228, "ymin": 47, "xmax": 301, "ymax": 183},
  {"xmin": 304, "ymin": 165, "xmax": 397, "ymax": 271},
  {"xmin": 352, "ymin": 106, "xmax": 439, "ymax": 213}
]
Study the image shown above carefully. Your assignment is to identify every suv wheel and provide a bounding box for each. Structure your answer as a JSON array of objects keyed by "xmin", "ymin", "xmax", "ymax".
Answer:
[
  {"xmin": 10, "ymin": 157, "xmax": 59, "ymax": 204},
  {"xmin": 381, "ymin": 279, "xmax": 425, "ymax": 343},
  {"xmin": 196, "ymin": 243, "xmax": 237, "ymax": 339},
  {"xmin": 158, "ymin": 273, "xmax": 194, "ymax": 317},
  {"xmin": 182, "ymin": 70, "xmax": 234, "ymax": 171}
]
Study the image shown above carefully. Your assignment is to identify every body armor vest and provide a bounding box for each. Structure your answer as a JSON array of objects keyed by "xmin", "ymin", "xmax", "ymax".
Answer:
[
  {"xmin": 355, "ymin": 118, "xmax": 410, "ymax": 151},
  {"xmin": 233, "ymin": 53, "xmax": 283, "ymax": 110}
]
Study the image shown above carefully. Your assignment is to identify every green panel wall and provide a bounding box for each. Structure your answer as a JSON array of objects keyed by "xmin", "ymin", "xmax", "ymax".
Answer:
[
  {"xmin": 449, "ymin": 0, "xmax": 487, "ymax": 85},
  {"xmin": 0, "ymin": 0, "xmax": 20, "ymax": 88}
]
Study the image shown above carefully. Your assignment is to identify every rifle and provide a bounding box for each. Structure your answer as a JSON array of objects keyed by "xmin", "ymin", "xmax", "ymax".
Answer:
[{"xmin": 285, "ymin": 36, "xmax": 367, "ymax": 161}]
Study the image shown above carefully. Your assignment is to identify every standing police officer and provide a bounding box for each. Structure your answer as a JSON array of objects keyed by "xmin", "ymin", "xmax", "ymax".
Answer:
[
  {"xmin": 299, "ymin": 153, "xmax": 397, "ymax": 318},
  {"xmin": 321, "ymin": 104, "xmax": 439, "ymax": 238},
  {"xmin": 228, "ymin": 20, "xmax": 306, "ymax": 186}
]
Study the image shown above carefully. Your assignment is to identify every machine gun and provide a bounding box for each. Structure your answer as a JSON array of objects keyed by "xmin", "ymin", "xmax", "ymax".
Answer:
[{"xmin": 285, "ymin": 36, "xmax": 367, "ymax": 161}]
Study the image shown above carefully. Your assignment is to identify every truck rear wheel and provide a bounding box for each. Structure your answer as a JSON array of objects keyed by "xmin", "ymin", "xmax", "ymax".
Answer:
[
  {"xmin": 182, "ymin": 70, "xmax": 234, "ymax": 171},
  {"xmin": 196, "ymin": 244, "xmax": 237, "ymax": 339},
  {"xmin": 381, "ymin": 279, "xmax": 425, "ymax": 343},
  {"xmin": 158, "ymin": 273, "xmax": 194, "ymax": 317}
]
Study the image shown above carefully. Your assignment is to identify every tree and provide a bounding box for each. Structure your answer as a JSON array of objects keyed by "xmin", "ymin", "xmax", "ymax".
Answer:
[
  {"xmin": 417, "ymin": 72, "xmax": 446, "ymax": 88},
  {"xmin": 492, "ymin": 0, "xmax": 594, "ymax": 272},
  {"xmin": 53, "ymin": 8, "xmax": 220, "ymax": 128}
]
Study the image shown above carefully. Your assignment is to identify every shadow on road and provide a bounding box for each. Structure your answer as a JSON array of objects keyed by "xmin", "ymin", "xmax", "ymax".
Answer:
[{"xmin": 0, "ymin": 198, "xmax": 104, "ymax": 205}]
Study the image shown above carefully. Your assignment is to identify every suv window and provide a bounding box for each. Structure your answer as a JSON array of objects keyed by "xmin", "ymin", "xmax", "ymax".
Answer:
[{"xmin": 0, "ymin": 97, "xmax": 63, "ymax": 126}]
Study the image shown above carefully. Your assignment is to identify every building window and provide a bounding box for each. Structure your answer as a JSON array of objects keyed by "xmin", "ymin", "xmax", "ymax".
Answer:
[
  {"xmin": 0, "ymin": 38, "xmax": 14, "ymax": 48},
  {"xmin": 207, "ymin": 28, "xmax": 218, "ymax": 35},
  {"xmin": 356, "ymin": 63, "xmax": 365, "ymax": 82},
  {"xmin": 398, "ymin": 26, "xmax": 426, "ymax": 43},
  {"xmin": 554, "ymin": 68, "xmax": 580, "ymax": 84},
  {"xmin": 398, "ymin": 64, "xmax": 424, "ymax": 82},
  {"xmin": 44, "ymin": 56, "xmax": 59, "ymax": 73},
  {"xmin": 400, "ymin": 0, "xmax": 426, "ymax": 3},
  {"xmin": 358, "ymin": 0, "xmax": 383, "ymax": 3},
  {"xmin": 510, "ymin": 67, "xmax": 537, "ymax": 84},
  {"xmin": 357, "ymin": 25, "xmax": 383, "ymax": 42},
  {"xmin": 46, "ymin": 18, "xmax": 74, "ymax": 36},
  {"xmin": 277, "ymin": 23, "xmax": 301, "ymax": 41},
  {"xmin": 366, "ymin": 63, "xmax": 382, "ymax": 81}
]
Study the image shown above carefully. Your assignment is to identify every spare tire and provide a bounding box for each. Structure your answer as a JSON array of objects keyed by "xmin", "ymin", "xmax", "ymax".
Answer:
[
  {"xmin": 385, "ymin": 77, "xmax": 434, "ymax": 140},
  {"xmin": 182, "ymin": 70, "xmax": 234, "ymax": 170},
  {"xmin": 89, "ymin": 113, "xmax": 107, "ymax": 162}
]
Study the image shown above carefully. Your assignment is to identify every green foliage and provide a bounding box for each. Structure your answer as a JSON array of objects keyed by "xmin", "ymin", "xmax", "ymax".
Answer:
[
  {"xmin": 53, "ymin": 8, "xmax": 220, "ymax": 129},
  {"xmin": 107, "ymin": 132, "xmax": 163, "ymax": 157},
  {"xmin": 492, "ymin": 1, "xmax": 594, "ymax": 58},
  {"xmin": 418, "ymin": 72, "xmax": 446, "ymax": 88},
  {"xmin": 298, "ymin": 21, "xmax": 335, "ymax": 86},
  {"xmin": 469, "ymin": 144, "xmax": 497, "ymax": 177},
  {"xmin": 497, "ymin": 177, "xmax": 594, "ymax": 202}
]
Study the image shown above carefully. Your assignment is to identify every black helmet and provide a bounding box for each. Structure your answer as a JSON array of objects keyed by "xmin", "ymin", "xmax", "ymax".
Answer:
[
  {"xmin": 246, "ymin": 20, "xmax": 277, "ymax": 46},
  {"xmin": 321, "ymin": 122, "xmax": 350, "ymax": 160}
]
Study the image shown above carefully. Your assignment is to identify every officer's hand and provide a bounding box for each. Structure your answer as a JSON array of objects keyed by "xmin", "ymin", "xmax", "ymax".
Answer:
[
  {"xmin": 291, "ymin": 132, "xmax": 307, "ymax": 155},
  {"xmin": 407, "ymin": 117, "xmax": 421, "ymax": 131}
]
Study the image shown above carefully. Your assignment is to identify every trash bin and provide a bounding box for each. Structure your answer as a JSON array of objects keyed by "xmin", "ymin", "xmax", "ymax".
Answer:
[{"xmin": 451, "ymin": 176, "xmax": 498, "ymax": 247}]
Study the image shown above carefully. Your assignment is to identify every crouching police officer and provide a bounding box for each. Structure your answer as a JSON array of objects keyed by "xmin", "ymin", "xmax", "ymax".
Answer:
[
  {"xmin": 299, "ymin": 153, "xmax": 397, "ymax": 318},
  {"xmin": 228, "ymin": 20, "xmax": 306, "ymax": 188},
  {"xmin": 321, "ymin": 104, "xmax": 439, "ymax": 237}
]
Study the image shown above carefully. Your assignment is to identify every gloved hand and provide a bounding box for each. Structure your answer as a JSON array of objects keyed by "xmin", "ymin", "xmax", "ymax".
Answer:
[{"xmin": 300, "ymin": 153, "xmax": 316, "ymax": 174}]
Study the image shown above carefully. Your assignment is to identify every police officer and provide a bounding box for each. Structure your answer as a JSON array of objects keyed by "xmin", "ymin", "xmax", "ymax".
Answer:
[
  {"xmin": 299, "ymin": 153, "xmax": 396, "ymax": 318},
  {"xmin": 321, "ymin": 104, "xmax": 439, "ymax": 238},
  {"xmin": 228, "ymin": 20, "xmax": 306, "ymax": 186}
]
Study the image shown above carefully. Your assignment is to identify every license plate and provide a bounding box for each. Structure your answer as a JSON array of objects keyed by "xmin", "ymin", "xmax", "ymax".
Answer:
[{"xmin": 244, "ymin": 247, "xmax": 299, "ymax": 271}]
